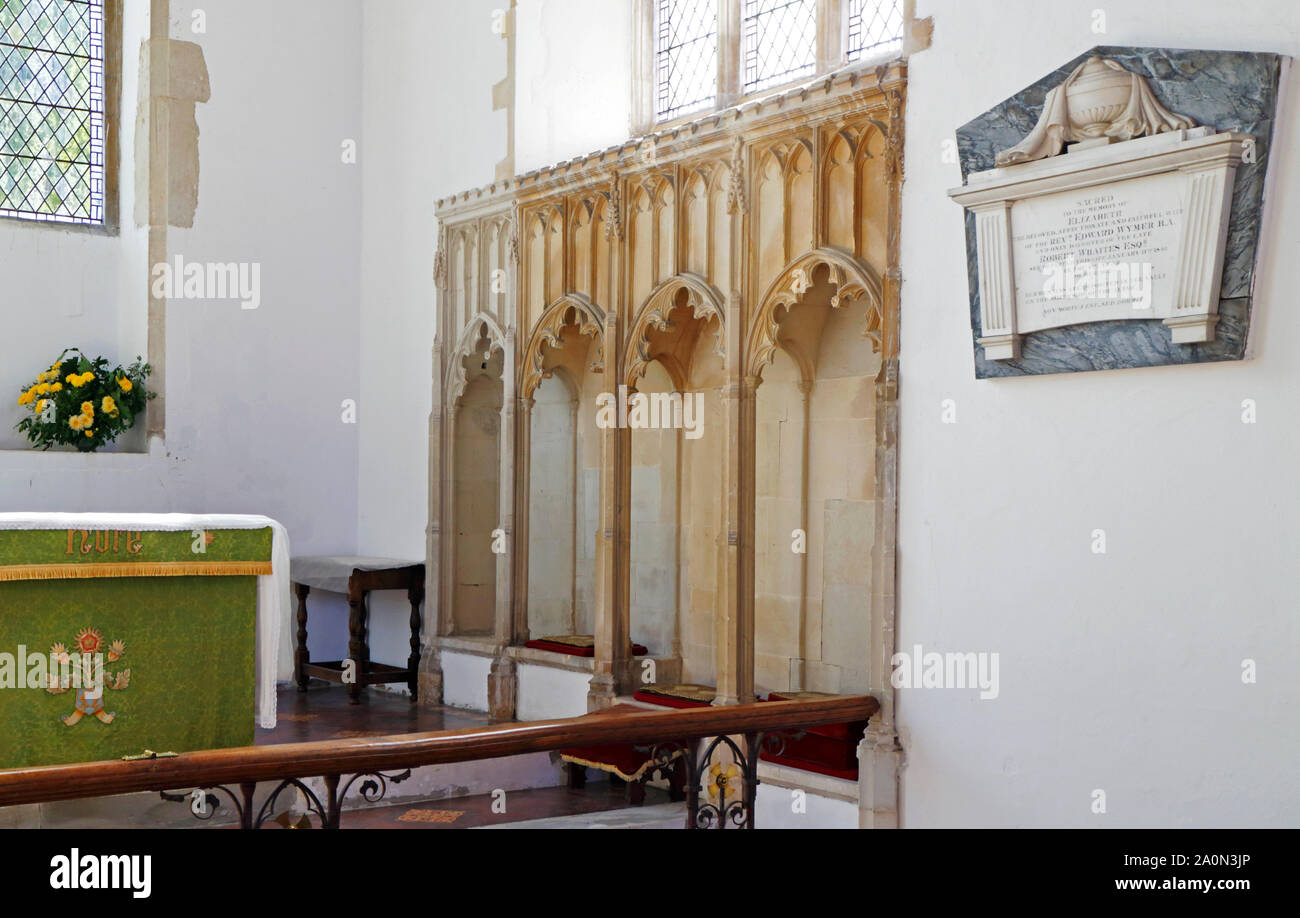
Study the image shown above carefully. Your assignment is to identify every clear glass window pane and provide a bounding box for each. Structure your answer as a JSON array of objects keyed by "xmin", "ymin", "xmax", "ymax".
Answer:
[
  {"xmin": 846, "ymin": 0, "xmax": 903, "ymax": 63},
  {"xmin": 742, "ymin": 0, "xmax": 817, "ymax": 95},
  {"xmin": 0, "ymin": 0, "xmax": 105, "ymax": 225},
  {"xmin": 655, "ymin": 0, "xmax": 718, "ymax": 121}
]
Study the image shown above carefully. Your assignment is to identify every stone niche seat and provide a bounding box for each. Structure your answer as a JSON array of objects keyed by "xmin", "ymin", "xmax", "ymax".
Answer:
[
  {"xmin": 521, "ymin": 633, "xmax": 648, "ymax": 658},
  {"xmin": 630, "ymin": 684, "xmax": 865, "ymax": 780}
]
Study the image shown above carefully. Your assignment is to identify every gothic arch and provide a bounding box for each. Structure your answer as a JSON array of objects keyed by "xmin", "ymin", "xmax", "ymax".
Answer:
[
  {"xmin": 624, "ymin": 273, "xmax": 726, "ymax": 388},
  {"xmin": 746, "ymin": 248, "xmax": 884, "ymax": 379},
  {"xmin": 520, "ymin": 293, "xmax": 606, "ymax": 399},
  {"xmin": 446, "ymin": 312, "xmax": 507, "ymax": 407}
]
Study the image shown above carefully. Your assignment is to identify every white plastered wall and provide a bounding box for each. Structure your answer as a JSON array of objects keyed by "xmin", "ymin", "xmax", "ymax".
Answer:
[{"xmin": 899, "ymin": 0, "xmax": 1300, "ymax": 827}]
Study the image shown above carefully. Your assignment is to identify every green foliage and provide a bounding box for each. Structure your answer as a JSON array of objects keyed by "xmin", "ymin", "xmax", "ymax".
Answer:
[{"xmin": 15, "ymin": 348, "xmax": 155, "ymax": 452}]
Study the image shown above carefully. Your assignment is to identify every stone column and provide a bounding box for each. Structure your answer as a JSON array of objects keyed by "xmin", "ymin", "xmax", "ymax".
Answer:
[
  {"xmin": 419, "ymin": 340, "xmax": 445, "ymax": 707},
  {"xmin": 714, "ymin": 288, "xmax": 757, "ymax": 706},
  {"xmin": 489, "ymin": 330, "xmax": 518, "ymax": 721},
  {"xmin": 795, "ymin": 377, "xmax": 812, "ymax": 687},
  {"xmin": 440, "ymin": 401, "xmax": 458, "ymax": 637},
  {"xmin": 513, "ymin": 396, "xmax": 535, "ymax": 645},
  {"xmin": 569, "ymin": 397, "xmax": 581, "ymax": 635},
  {"xmin": 857, "ymin": 717, "xmax": 903, "ymax": 829},
  {"xmin": 590, "ymin": 317, "xmax": 632, "ymax": 710}
]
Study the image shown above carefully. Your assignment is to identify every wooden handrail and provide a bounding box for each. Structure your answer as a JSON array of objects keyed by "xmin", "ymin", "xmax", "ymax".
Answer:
[{"xmin": 0, "ymin": 696, "xmax": 877, "ymax": 808}]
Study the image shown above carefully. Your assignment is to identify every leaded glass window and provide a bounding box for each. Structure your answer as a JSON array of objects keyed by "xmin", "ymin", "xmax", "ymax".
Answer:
[
  {"xmin": 742, "ymin": 0, "xmax": 817, "ymax": 95},
  {"xmin": 846, "ymin": 0, "xmax": 903, "ymax": 62},
  {"xmin": 0, "ymin": 0, "xmax": 105, "ymax": 225},
  {"xmin": 655, "ymin": 0, "xmax": 719, "ymax": 121}
]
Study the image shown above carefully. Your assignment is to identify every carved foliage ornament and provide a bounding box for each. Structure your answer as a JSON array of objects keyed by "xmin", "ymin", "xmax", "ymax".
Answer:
[
  {"xmin": 606, "ymin": 171, "xmax": 624, "ymax": 242},
  {"xmin": 995, "ymin": 57, "xmax": 1197, "ymax": 166},
  {"xmin": 726, "ymin": 136, "xmax": 748, "ymax": 216},
  {"xmin": 433, "ymin": 226, "xmax": 448, "ymax": 286}
]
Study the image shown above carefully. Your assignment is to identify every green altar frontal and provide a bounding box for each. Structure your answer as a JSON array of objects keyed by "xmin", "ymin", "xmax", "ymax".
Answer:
[{"xmin": 0, "ymin": 527, "xmax": 273, "ymax": 770}]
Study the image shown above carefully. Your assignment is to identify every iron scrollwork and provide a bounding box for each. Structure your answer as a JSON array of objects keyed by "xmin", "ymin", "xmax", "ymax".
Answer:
[
  {"xmin": 159, "ymin": 769, "xmax": 412, "ymax": 829},
  {"xmin": 681, "ymin": 729, "xmax": 806, "ymax": 829}
]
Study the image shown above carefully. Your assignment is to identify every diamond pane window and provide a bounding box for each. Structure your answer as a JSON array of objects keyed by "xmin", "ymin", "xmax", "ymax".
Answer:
[
  {"xmin": 0, "ymin": 0, "xmax": 105, "ymax": 225},
  {"xmin": 846, "ymin": 0, "xmax": 903, "ymax": 62},
  {"xmin": 656, "ymin": 0, "xmax": 718, "ymax": 121},
  {"xmin": 742, "ymin": 0, "xmax": 817, "ymax": 95}
]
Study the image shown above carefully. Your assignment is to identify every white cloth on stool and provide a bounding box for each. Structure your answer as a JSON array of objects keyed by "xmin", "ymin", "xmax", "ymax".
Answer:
[{"xmin": 289, "ymin": 555, "xmax": 423, "ymax": 595}]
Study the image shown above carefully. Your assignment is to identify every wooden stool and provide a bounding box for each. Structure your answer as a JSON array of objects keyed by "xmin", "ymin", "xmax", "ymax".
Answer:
[{"xmin": 291, "ymin": 556, "xmax": 424, "ymax": 704}]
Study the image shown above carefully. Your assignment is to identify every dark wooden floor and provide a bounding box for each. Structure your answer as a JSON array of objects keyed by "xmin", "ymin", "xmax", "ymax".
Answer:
[
  {"xmin": 254, "ymin": 685, "xmax": 669, "ymax": 828},
  {"xmin": 257, "ymin": 683, "xmax": 490, "ymax": 745}
]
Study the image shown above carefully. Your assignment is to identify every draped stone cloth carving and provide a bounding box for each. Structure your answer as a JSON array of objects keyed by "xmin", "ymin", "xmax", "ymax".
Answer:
[{"xmin": 995, "ymin": 57, "xmax": 1197, "ymax": 166}]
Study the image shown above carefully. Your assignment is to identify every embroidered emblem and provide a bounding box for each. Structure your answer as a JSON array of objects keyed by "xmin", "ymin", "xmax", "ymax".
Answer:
[{"xmin": 45, "ymin": 628, "xmax": 130, "ymax": 726}]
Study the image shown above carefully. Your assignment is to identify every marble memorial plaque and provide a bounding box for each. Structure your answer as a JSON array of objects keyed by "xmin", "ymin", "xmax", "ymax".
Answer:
[
  {"xmin": 948, "ymin": 47, "xmax": 1284, "ymax": 378},
  {"xmin": 1012, "ymin": 173, "xmax": 1183, "ymax": 332}
]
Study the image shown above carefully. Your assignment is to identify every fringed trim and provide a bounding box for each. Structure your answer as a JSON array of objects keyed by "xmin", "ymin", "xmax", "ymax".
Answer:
[
  {"xmin": 559, "ymin": 749, "xmax": 683, "ymax": 783},
  {"xmin": 0, "ymin": 561, "xmax": 272, "ymax": 582}
]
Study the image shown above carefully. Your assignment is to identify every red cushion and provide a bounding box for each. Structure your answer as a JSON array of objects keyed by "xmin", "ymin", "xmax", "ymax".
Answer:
[
  {"xmin": 760, "ymin": 752, "xmax": 859, "ymax": 781},
  {"xmin": 561, "ymin": 704, "xmax": 686, "ymax": 780},
  {"xmin": 757, "ymin": 692, "xmax": 866, "ymax": 778},
  {"xmin": 764, "ymin": 692, "xmax": 867, "ymax": 742},
  {"xmin": 523, "ymin": 639, "xmax": 649, "ymax": 658}
]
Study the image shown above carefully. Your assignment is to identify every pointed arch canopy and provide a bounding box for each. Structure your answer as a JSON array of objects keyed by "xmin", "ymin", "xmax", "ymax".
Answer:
[
  {"xmin": 625, "ymin": 273, "xmax": 726, "ymax": 389},
  {"xmin": 745, "ymin": 248, "xmax": 884, "ymax": 379},
  {"xmin": 446, "ymin": 312, "xmax": 508, "ymax": 407},
  {"xmin": 520, "ymin": 293, "xmax": 606, "ymax": 400}
]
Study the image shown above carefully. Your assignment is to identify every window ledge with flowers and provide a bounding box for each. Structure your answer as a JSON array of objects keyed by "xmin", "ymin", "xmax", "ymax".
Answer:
[{"xmin": 1, "ymin": 349, "xmax": 157, "ymax": 464}]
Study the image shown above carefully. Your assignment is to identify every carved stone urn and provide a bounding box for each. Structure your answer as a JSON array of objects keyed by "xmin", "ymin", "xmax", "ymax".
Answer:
[{"xmin": 1066, "ymin": 57, "xmax": 1136, "ymax": 137}]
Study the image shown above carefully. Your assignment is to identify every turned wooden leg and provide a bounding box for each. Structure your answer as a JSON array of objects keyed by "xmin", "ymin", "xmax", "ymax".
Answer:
[
  {"xmin": 347, "ymin": 579, "xmax": 368, "ymax": 705},
  {"xmin": 627, "ymin": 779, "xmax": 646, "ymax": 806},
  {"xmin": 406, "ymin": 579, "xmax": 424, "ymax": 703},
  {"xmin": 294, "ymin": 583, "xmax": 311, "ymax": 692},
  {"xmin": 668, "ymin": 757, "xmax": 687, "ymax": 802},
  {"xmin": 567, "ymin": 763, "xmax": 587, "ymax": 789}
]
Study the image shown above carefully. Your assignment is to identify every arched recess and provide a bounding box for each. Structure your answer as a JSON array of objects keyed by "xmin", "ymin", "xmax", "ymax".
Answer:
[
  {"xmin": 444, "ymin": 315, "xmax": 507, "ymax": 637},
  {"xmin": 520, "ymin": 294, "xmax": 605, "ymax": 401},
  {"xmin": 622, "ymin": 274, "xmax": 726, "ymax": 674},
  {"xmin": 745, "ymin": 250, "xmax": 884, "ymax": 696},
  {"xmin": 518, "ymin": 295, "xmax": 607, "ymax": 643},
  {"xmin": 625, "ymin": 273, "xmax": 726, "ymax": 389},
  {"xmin": 746, "ymin": 248, "xmax": 883, "ymax": 379}
]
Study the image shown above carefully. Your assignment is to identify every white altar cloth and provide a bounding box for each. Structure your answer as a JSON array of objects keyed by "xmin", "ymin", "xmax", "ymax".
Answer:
[{"xmin": 0, "ymin": 512, "xmax": 292, "ymax": 729}]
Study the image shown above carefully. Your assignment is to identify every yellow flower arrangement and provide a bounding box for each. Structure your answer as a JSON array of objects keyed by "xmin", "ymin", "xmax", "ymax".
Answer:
[{"xmin": 16, "ymin": 350, "xmax": 154, "ymax": 452}]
